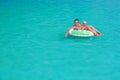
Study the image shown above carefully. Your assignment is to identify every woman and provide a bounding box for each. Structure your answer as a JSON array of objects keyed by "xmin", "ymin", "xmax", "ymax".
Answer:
[
  {"xmin": 81, "ymin": 21, "xmax": 102, "ymax": 36},
  {"xmin": 65, "ymin": 19, "xmax": 82, "ymax": 37}
]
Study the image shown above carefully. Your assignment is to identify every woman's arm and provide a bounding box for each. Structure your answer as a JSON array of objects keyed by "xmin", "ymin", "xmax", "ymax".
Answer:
[{"xmin": 65, "ymin": 26, "xmax": 74, "ymax": 37}]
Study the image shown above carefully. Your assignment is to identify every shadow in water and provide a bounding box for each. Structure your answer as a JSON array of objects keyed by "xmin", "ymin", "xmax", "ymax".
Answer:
[
  {"xmin": 57, "ymin": 33, "xmax": 98, "ymax": 44},
  {"xmin": 67, "ymin": 35, "xmax": 95, "ymax": 40}
]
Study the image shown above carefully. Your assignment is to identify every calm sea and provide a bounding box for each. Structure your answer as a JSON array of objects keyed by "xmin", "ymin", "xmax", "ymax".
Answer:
[{"xmin": 0, "ymin": 0, "xmax": 120, "ymax": 80}]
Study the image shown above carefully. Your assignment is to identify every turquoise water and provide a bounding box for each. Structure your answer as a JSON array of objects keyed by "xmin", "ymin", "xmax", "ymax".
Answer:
[{"xmin": 0, "ymin": 0, "xmax": 120, "ymax": 80}]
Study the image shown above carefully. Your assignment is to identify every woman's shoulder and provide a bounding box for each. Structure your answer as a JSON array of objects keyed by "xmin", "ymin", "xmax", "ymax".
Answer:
[{"xmin": 79, "ymin": 24, "xmax": 82, "ymax": 26}]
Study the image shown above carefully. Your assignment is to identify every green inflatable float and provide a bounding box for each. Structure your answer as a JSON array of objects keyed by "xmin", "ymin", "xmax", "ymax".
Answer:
[{"xmin": 69, "ymin": 29, "xmax": 94, "ymax": 37}]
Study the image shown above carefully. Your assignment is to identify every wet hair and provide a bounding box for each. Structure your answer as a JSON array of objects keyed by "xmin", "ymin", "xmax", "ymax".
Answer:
[
  {"xmin": 83, "ymin": 20, "xmax": 87, "ymax": 23},
  {"xmin": 74, "ymin": 18, "xmax": 79, "ymax": 22}
]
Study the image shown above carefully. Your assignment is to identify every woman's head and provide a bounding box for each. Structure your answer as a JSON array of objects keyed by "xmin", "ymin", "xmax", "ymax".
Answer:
[
  {"xmin": 83, "ymin": 21, "xmax": 87, "ymax": 24},
  {"xmin": 74, "ymin": 18, "xmax": 79, "ymax": 26}
]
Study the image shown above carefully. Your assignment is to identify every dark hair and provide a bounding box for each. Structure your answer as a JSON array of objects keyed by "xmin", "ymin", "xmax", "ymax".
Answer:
[{"xmin": 74, "ymin": 18, "xmax": 79, "ymax": 22}]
